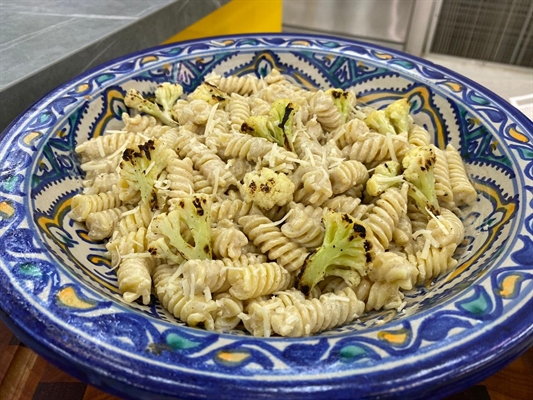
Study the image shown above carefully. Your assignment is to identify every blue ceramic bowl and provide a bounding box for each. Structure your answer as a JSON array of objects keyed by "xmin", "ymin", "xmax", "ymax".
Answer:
[{"xmin": 1, "ymin": 34, "xmax": 532, "ymax": 399}]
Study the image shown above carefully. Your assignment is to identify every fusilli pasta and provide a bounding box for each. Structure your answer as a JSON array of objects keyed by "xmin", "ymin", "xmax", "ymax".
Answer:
[{"xmin": 72, "ymin": 70, "xmax": 474, "ymax": 337}]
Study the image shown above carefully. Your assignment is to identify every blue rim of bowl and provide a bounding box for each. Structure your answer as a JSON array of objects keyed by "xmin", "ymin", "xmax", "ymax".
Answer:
[{"xmin": 0, "ymin": 33, "xmax": 532, "ymax": 400}]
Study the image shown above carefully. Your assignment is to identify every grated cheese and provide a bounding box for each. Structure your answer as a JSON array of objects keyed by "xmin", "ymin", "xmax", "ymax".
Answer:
[
  {"xmin": 169, "ymin": 267, "xmax": 182, "ymax": 284},
  {"xmin": 154, "ymin": 178, "xmax": 171, "ymax": 190},
  {"xmin": 285, "ymin": 314, "xmax": 298, "ymax": 326},
  {"xmin": 80, "ymin": 161, "xmax": 109, "ymax": 171},
  {"xmin": 97, "ymin": 137, "xmax": 106, "ymax": 158},
  {"xmin": 137, "ymin": 131, "xmax": 150, "ymax": 141},
  {"xmin": 110, "ymin": 251, "xmax": 122, "ymax": 270},
  {"xmin": 121, "ymin": 252, "xmax": 152, "ymax": 259},
  {"xmin": 107, "ymin": 139, "xmax": 132, "ymax": 161},
  {"xmin": 267, "ymin": 144, "xmax": 279, "ymax": 166},
  {"xmin": 385, "ymin": 131, "xmax": 397, "ymax": 163},
  {"xmin": 189, "ymin": 272, "xmax": 196, "ymax": 300},
  {"xmin": 305, "ymin": 147, "xmax": 316, "ymax": 166},
  {"xmin": 289, "ymin": 156, "xmax": 309, "ymax": 168},
  {"xmin": 412, "ymin": 229, "xmax": 440, "ymax": 248},
  {"xmin": 120, "ymin": 206, "xmax": 140, "ymax": 217},
  {"xmin": 237, "ymin": 312, "xmax": 250, "ymax": 321},
  {"xmin": 204, "ymin": 287, "xmax": 212, "ymax": 302},
  {"xmin": 144, "ymin": 161, "xmax": 156, "ymax": 176},
  {"xmin": 258, "ymin": 210, "xmax": 292, "ymax": 228},
  {"xmin": 426, "ymin": 207, "xmax": 449, "ymax": 236},
  {"xmin": 421, "ymin": 238, "xmax": 431, "ymax": 260},
  {"xmin": 181, "ymin": 279, "xmax": 191, "ymax": 301},
  {"xmin": 328, "ymin": 157, "xmax": 345, "ymax": 170},
  {"xmin": 204, "ymin": 103, "xmax": 219, "ymax": 137},
  {"xmin": 261, "ymin": 305, "xmax": 271, "ymax": 338},
  {"xmin": 212, "ymin": 168, "xmax": 220, "ymax": 197},
  {"xmin": 331, "ymin": 126, "xmax": 347, "ymax": 142}
]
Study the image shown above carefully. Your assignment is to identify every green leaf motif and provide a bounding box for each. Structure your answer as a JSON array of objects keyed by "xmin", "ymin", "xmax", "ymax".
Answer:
[
  {"xmin": 19, "ymin": 262, "xmax": 42, "ymax": 277},
  {"xmin": 166, "ymin": 333, "xmax": 201, "ymax": 350},
  {"xmin": 96, "ymin": 73, "xmax": 115, "ymax": 84},
  {"xmin": 1, "ymin": 175, "xmax": 18, "ymax": 192},
  {"xmin": 515, "ymin": 146, "xmax": 533, "ymax": 161},
  {"xmin": 457, "ymin": 286, "xmax": 493, "ymax": 317},
  {"xmin": 339, "ymin": 345, "xmax": 367, "ymax": 362},
  {"xmin": 470, "ymin": 93, "xmax": 490, "ymax": 105}
]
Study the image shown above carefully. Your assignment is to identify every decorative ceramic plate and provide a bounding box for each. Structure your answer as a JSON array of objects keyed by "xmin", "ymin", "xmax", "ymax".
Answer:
[{"xmin": 1, "ymin": 34, "xmax": 532, "ymax": 399}]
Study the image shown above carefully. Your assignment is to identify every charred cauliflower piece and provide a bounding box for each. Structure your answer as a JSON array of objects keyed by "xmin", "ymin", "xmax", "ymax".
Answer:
[
  {"xmin": 155, "ymin": 82, "xmax": 183, "ymax": 116},
  {"xmin": 385, "ymin": 98, "xmax": 410, "ymax": 134},
  {"xmin": 402, "ymin": 145, "xmax": 440, "ymax": 216},
  {"xmin": 364, "ymin": 98, "xmax": 410, "ymax": 135},
  {"xmin": 366, "ymin": 161, "xmax": 404, "ymax": 197},
  {"xmin": 124, "ymin": 87, "xmax": 180, "ymax": 127},
  {"xmin": 240, "ymin": 167, "xmax": 295, "ymax": 210},
  {"xmin": 189, "ymin": 82, "xmax": 229, "ymax": 106},
  {"xmin": 148, "ymin": 194, "xmax": 212, "ymax": 263},
  {"xmin": 241, "ymin": 99, "xmax": 298, "ymax": 151},
  {"xmin": 297, "ymin": 211, "xmax": 373, "ymax": 295},
  {"xmin": 325, "ymin": 88, "xmax": 356, "ymax": 124},
  {"xmin": 118, "ymin": 139, "xmax": 175, "ymax": 210}
]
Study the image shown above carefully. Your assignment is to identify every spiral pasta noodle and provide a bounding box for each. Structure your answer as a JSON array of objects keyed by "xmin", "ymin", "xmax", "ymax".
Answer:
[
  {"xmin": 239, "ymin": 214, "xmax": 309, "ymax": 272},
  {"xmin": 363, "ymin": 184, "xmax": 408, "ymax": 251},
  {"xmin": 227, "ymin": 261, "xmax": 293, "ymax": 300},
  {"xmin": 117, "ymin": 255, "xmax": 154, "ymax": 304},
  {"xmin": 75, "ymin": 131, "xmax": 144, "ymax": 162},
  {"xmin": 211, "ymin": 219, "xmax": 249, "ymax": 260},
  {"xmin": 309, "ymin": 90, "xmax": 344, "ymax": 132},
  {"xmin": 281, "ymin": 204, "xmax": 324, "ymax": 249},
  {"xmin": 85, "ymin": 206, "xmax": 129, "ymax": 240},
  {"xmin": 407, "ymin": 123, "xmax": 431, "ymax": 147},
  {"xmin": 329, "ymin": 118, "xmax": 370, "ymax": 149},
  {"xmin": 70, "ymin": 191, "xmax": 122, "ymax": 222},
  {"xmin": 122, "ymin": 113, "xmax": 160, "ymax": 133},
  {"xmin": 206, "ymin": 73, "xmax": 267, "ymax": 96},
  {"xmin": 82, "ymin": 172, "xmax": 118, "ymax": 195},
  {"xmin": 446, "ymin": 144, "xmax": 477, "ymax": 206},
  {"xmin": 344, "ymin": 131, "xmax": 409, "ymax": 166},
  {"xmin": 432, "ymin": 145, "xmax": 454, "ymax": 204},
  {"xmin": 329, "ymin": 160, "xmax": 369, "ymax": 194}
]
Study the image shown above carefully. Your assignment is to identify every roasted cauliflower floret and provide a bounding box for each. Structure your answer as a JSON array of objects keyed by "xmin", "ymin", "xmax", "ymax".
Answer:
[
  {"xmin": 402, "ymin": 145, "xmax": 440, "ymax": 216},
  {"xmin": 155, "ymin": 82, "xmax": 183, "ymax": 116},
  {"xmin": 148, "ymin": 194, "xmax": 212, "ymax": 263},
  {"xmin": 297, "ymin": 211, "xmax": 373, "ymax": 295},
  {"xmin": 364, "ymin": 98, "xmax": 410, "ymax": 135},
  {"xmin": 385, "ymin": 98, "xmax": 410, "ymax": 134},
  {"xmin": 325, "ymin": 88, "xmax": 356, "ymax": 124},
  {"xmin": 188, "ymin": 82, "xmax": 229, "ymax": 106},
  {"xmin": 240, "ymin": 167, "xmax": 295, "ymax": 210},
  {"xmin": 241, "ymin": 99, "xmax": 298, "ymax": 151},
  {"xmin": 124, "ymin": 87, "xmax": 180, "ymax": 127},
  {"xmin": 118, "ymin": 139, "xmax": 175, "ymax": 210},
  {"xmin": 366, "ymin": 160, "xmax": 404, "ymax": 197}
]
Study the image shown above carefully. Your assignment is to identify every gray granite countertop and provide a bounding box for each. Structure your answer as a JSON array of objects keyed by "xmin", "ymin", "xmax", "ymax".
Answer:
[{"xmin": 0, "ymin": 0, "xmax": 229, "ymax": 132}]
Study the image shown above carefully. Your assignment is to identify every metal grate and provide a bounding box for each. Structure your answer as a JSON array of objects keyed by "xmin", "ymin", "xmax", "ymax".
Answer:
[{"xmin": 430, "ymin": 0, "xmax": 533, "ymax": 68}]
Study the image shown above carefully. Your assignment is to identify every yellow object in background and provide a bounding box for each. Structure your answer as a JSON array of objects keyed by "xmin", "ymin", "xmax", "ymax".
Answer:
[{"xmin": 163, "ymin": 0, "xmax": 282, "ymax": 43}]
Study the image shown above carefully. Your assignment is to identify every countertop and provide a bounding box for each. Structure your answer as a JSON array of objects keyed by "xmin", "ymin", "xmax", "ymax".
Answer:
[{"xmin": 0, "ymin": 0, "xmax": 229, "ymax": 133}]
